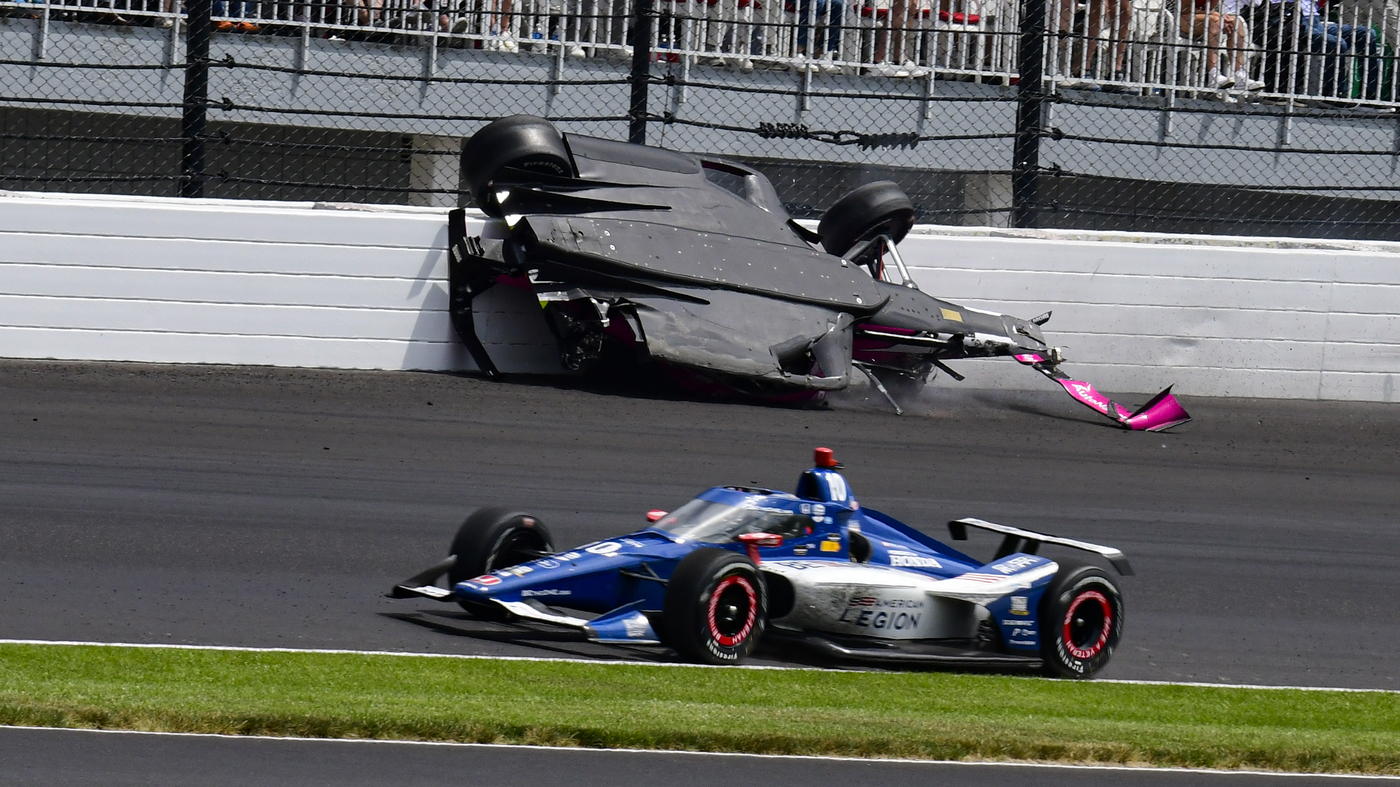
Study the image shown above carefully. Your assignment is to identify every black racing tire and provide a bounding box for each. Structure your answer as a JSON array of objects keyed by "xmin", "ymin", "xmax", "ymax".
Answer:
[
  {"xmin": 447, "ymin": 506, "xmax": 554, "ymax": 615},
  {"xmin": 461, "ymin": 115, "xmax": 576, "ymax": 216},
  {"xmin": 661, "ymin": 548, "xmax": 767, "ymax": 665},
  {"xmin": 817, "ymin": 181, "xmax": 916, "ymax": 257},
  {"xmin": 1039, "ymin": 558, "xmax": 1124, "ymax": 679}
]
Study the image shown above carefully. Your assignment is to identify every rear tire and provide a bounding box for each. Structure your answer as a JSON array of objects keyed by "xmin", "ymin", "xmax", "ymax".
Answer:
[
  {"xmin": 1039, "ymin": 558, "xmax": 1123, "ymax": 679},
  {"xmin": 662, "ymin": 548, "xmax": 767, "ymax": 664},
  {"xmin": 461, "ymin": 115, "xmax": 575, "ymax": 216},
  {"xmin": 447, "ymin": 506, "xmax": 554, "ymax": 615},
  {"xmin": 817, "ymin": 181, "xmax": 916, "ymax": 258}
]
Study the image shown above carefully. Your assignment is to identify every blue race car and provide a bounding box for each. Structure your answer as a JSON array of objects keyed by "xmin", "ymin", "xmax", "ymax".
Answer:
[{"xmin": 390, "ymin": 448, "xmax": 1132, "ymax": 677}]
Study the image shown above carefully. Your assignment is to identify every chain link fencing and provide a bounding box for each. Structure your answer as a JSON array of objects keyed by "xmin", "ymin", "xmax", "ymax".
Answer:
[{"xmin": 1, "ymin": 0, "xmax": 1397, "ymax": 237}]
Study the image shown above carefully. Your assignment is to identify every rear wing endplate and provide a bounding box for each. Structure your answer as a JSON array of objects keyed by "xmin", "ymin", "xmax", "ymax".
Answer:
[{"xmin": 948, "ymin": 517, "xmax": 1133, "ymax": 576}]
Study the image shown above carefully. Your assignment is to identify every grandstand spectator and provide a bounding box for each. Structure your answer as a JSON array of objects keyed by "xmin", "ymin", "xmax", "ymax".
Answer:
[
  {"xmin": 1182, "ymin": 0, "xmax": 1265, "ymax": 90},
  {"xmin": 481, "ymin": 0, "xmax": 519, "ymax": 49},
  {"xmin": 1353, "ymin": 0, "xmax": 1397, "ymax": 53},
  {"xmin": 701, "ymin": 0, "xmax": 762, "ymax": 71},
  {"xmin": 1055, "ymin": 0, "xmax": 1130, "ymax": 84},
  {"xmin": 214, "ymin": 0, "xmax": 261, "ymax": 30},
  {"xmin": 1251, "ymin": 0, "xmax": 1382, "ymax": 99},
  {"xmin": 869, "ymin": 0, "xmax": 925, "ymax": 76},
  {"xmin": 792, "ymin": 0, "xmax": 845, "ymax": 71}
]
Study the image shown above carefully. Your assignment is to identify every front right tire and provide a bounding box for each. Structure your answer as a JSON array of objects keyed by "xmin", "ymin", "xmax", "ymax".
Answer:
[{"xmin": 447, "ymin": 506, "xmax": 554, "ymax": 615}]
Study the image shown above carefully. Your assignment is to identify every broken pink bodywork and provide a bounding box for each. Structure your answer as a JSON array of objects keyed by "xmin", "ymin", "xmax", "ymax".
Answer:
[{"xmin": 1014, "ymin": 355, "xmax": 1190, "ymax": 432}]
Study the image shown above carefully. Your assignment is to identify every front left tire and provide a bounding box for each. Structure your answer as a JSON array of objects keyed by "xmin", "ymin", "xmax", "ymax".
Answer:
[{"xmin": 661, "ymin": 548, "xmax": 768, "ymax": 665}]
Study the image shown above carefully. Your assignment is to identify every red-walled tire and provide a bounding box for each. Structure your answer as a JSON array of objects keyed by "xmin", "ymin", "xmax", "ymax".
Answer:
[
  {"xmin": 662, "ymin": 548, "xmax": 767, "ymax": 665},
  {"xmin": 1039, "ymin": 558, "xmax": 1124, "ymax": 679}
]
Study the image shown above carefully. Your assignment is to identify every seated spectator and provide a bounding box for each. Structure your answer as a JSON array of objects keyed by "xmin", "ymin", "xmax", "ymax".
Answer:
[
  {"xmin": 869, "ymin": 0, "xmax": 925, "ymax": 76},
  {"xmin": 701, "ymin": 0, "xmax": 763, "ymax": 71},
  {"xmin": 1056, "ymin": 0, "xmax": 1130, "ymax": 84},
  {"xmin": 1251, "ymin": 0, "xmax": 1382, "ymax": 99},
  {"xmin": 1183, "ymin": 0, "xmax": 1265, "ymax": 90},
  {"xmin": 215, "ymin": 0, "xmax": 260, "ymax": 30},
  {"xmin": 1356, "ymin": 0, "xmax": 1397, "ymax": 50},
  {"xmin": 793, "ymin": 0, "xmax": 845, "ymax": 71}
]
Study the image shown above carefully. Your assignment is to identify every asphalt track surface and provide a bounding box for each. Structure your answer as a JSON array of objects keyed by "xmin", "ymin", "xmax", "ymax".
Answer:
[
  {"xmin": 4, "ymin": 727, "xmax": 1396, "ymax": 787},
  {"xmin": 2, "ymin": 359, "xmax": 1399, "ymax": 690}
]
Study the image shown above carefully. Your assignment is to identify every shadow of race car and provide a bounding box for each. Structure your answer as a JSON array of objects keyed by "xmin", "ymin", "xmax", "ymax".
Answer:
[
  {"xmin": 390, "ymin": 448, "xmax": 1131, "ymax": 677},
  {"xmin": 447, "ymin": 114, "xmax": 1189, "ymax": 430}
]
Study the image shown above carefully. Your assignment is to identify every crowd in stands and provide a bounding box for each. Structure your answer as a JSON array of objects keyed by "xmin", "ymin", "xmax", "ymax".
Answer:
[{"xmin": 3, "ymin": 0, "xmax": 1395, "ymax": 101}]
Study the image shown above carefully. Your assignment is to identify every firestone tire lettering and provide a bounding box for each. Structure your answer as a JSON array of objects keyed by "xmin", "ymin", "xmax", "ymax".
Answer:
[{"xmin": 1038, "ymin": 558, "xmax": 1123, "ymax": 680}]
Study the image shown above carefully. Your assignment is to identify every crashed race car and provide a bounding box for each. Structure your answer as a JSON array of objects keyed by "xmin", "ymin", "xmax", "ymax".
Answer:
[
  {"xmin": 391, "ymin": 448, "xmax": 1131, "ymax": 677},
  {"xmin": 448, "ymin": 114, "xmax": 1189, "ymax": 431}
]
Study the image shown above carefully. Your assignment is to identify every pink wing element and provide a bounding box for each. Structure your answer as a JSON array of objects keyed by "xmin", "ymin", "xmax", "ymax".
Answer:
[
  {"xmin": 1013, "ymin": 354, "xmax": 1045, "ymax": 364},
  {"xmin": 1027, "ymin": 362, "xmax": 1191, "ymax": 432},
  {"xmin": 1057, "ymin": 378, "xmax": 1131, "ymax": 419},
  {"xmin": 1120, "ymin": 386, "xmax": 1192, "ymax": 432}
]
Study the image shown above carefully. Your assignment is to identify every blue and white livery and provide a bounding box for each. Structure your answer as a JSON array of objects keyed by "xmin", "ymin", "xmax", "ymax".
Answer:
[{"xmin": 390, "ymin": 448, "xmax": 1132, "ymax": 677}]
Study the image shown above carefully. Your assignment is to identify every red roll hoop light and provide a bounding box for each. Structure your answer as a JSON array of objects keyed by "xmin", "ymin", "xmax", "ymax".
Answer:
[{"xmin": 814, "ymin": 447, "xmax": 839, "ymax": 468}]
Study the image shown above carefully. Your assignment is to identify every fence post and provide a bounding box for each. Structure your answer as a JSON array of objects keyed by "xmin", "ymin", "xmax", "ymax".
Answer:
[
  {"xmin": 628, "ymin": 0, "xmax": 654, "ymax": 144},
  {"xmin": 180, "ymin": 0, "xmax": 212, "ymax": 198},
  {"xmin": 1011, "ymin": 0, "xmax": 1046, "ymax": 228}
]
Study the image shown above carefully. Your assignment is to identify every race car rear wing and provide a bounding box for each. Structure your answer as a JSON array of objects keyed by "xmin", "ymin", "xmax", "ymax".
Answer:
[{"xmin": 947, "ymin": 517, "xmax": 1133, "ymax": 576}]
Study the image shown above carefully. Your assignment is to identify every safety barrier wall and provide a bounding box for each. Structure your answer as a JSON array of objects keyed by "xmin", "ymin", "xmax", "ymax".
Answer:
[{"xmin": 2, "ymin": 190, "xmax": 1397, "ymax": 401}]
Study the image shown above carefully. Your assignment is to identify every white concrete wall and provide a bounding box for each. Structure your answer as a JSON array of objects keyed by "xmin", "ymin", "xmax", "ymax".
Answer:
[
  {"xmin": 2, "ymin": 191, "xmax": 1397, "ymax": 402},
  {"xmin": 901, "ymin": 227, "xmax": 1400, "ymax": 401},
  {"xmin": 0, "ymin": 191, "xmax": 560, "ymax": 374}
]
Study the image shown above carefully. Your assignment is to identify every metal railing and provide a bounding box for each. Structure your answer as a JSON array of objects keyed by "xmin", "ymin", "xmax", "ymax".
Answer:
[{"xmin": 4, "ymin": 0, "xmax": 1395, "ymax": 107}]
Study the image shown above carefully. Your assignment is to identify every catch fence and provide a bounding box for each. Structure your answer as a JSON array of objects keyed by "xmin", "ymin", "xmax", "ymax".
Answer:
[{"xmin": 1, "ymin": 0, "xmax": 1397, "ymax": 237}]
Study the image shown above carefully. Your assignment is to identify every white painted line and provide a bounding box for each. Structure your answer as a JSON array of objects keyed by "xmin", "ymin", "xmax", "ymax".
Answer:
[
  {"xmin": 3, "ymin": 726, "xmax": 1398, "ymax": 780},
  {"xmin": 1, "ymin": 639, "xmax": 1396, "ymax": 694}
]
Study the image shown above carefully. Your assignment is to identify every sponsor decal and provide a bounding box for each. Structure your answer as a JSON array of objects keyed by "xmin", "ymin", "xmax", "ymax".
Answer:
[
  {"xmin": 1014, "ymin": 353, "xmax": 1044, "ymax": 364},
  {"xmin": 467, "ymin": 575, "xmax": 501, "ymax": 586},
  {"xmin": 888, "ymin": 551, "xmax": 941, "ymax": 569},
  {"xmin": 1064, "ymin": 381, "xmax": 1111, "ymax": 415},
  {"xmin": 989, "ymin": 555, "xmax": 1041, "ymax": 574},
  {"xmin": 622, "ymin": 538, "xmax": 644, "ymax": 548},
  {"xmin": 1009, "ymin": 595, "xmax": 1030, "ymax": 615},
  {"xmin": 799, "ymin": 503, "xmax": 812, "ymax": 515},
  {"xmin": 820, "ymin": 540, "xmax": 840, "ymax": 552},
  {"xmin": 793, "ymin": 545, "xmax": 809, "ymax": 556},
  {"xmin": 536, "ymin": 559, "xmax": 560, "ymax": 569},
  {"xmin": 954, "ymin": 573, "xmax": 1004, "ymax": 583},
  {"xmin": 812, "ymin": 504, "xmax": 826, "ymax": 517},
  {"xmin": 1009, "ymin": 639, "xmax": 1037, "ymax": 647},
  {"xmin": 837, "ymin": 606, "xmax": 924, "ymax": 632},
  {"xmin": 848, "ymin": 596, "xmax": 925, "ymax": 609},
  {"xmin": 1063, "ymin": 590, "xmax": 1112, "ymax": 660},
  {"xmin": 500, "ymin": 565, "xmax": 532, "ymax": 577},
  {"xmin": 623, "ymin": 615, "xmax": 651, "ymax": 638},
  {"xmin": 557, "ymin": 552, "xmax": 581, "ymax": 561},
  {"xmin": 940, "ymin": 308, "xmax": 964, "ymax": 323},
  {"xmin": 521, "ymin": 588, "xmax": 571, "ymax": 597}
]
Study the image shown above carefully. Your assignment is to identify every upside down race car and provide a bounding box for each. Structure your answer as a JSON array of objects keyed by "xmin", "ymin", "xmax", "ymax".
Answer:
[
  {"xmin": 447, "ymin": 114, "xmax": 1190, "ymax": 431},
  {"xmin": 390, "ymin": 449, "xmax": 1131, "ymax": 677}
]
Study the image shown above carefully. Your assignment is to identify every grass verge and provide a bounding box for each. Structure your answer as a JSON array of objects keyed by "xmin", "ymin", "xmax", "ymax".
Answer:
[{"xmin": 1, "ymin": 643, "xmax": 1397, "ymax": 774}]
